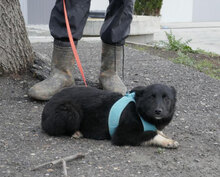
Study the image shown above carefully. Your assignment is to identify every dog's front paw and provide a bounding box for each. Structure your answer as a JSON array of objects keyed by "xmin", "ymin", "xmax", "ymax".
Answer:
[
  {"xmin": 147, "ymin": 134, "xmax": 179, "ymax": 149},
  {"xmin": 164, "ymin": 139, "xmax": 179, "ymax": 149}
]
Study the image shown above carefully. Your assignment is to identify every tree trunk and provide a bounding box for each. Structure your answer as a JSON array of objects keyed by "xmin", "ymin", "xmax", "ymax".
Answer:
[{"xmin": 0, "ymin": 0, "xmax": 34, "ymax": 75}]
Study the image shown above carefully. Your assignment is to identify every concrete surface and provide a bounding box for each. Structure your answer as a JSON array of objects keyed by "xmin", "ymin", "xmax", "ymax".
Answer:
[
  {"xmin": 155, "ymin": 22, "xmax": 220, "ymax": 54},
  {"xmin": 27, "ymin": 22, "xmax": 220, "ymax": 54},
  {"xmin": 83, "ymin": 16, "xmax": 160, "ymax": 34}
]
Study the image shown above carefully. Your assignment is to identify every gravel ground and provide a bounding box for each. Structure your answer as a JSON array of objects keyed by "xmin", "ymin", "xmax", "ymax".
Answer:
[{"xmin": 0, "ymin": 40, "xmax": 219, "ymax": 177}]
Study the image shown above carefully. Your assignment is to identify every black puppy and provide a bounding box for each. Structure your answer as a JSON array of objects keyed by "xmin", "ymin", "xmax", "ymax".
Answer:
[{"xmin": 42, "ymin": 84, "xmax": 179, "ymax": 148}]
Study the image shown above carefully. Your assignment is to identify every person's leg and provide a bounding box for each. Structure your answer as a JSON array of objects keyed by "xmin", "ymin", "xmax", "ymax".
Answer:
[
  {"xmin": 100, "ymin": 0, "xmax": 134, "ymax": 45},
  {"xmin": 28, "ymin": 0, "xmax": 91, "ymax": 100},
  {"xmin": 99, "ymin": 0, "xmax": 135, "ymax": 95},
  {"xmin": 50, "ymin": 0, "xmax": 91, "ymax": 41}
]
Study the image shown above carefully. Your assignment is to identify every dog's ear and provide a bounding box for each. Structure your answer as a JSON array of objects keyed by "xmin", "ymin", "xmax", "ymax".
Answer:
[
  {"xmin": 130, "ymin": 86, "xmax": 145, "ymax": 97},
  {"xmin": 170, "ymin": 86, "xmax": 177, "ymax": 98}
]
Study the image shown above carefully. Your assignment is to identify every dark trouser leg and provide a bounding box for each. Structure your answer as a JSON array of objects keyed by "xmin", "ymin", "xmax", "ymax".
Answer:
[
  {"xmin": 100, "ymin": 0, "xmax": 135, "ymax": 45},
  {"xmin": 49, "ymin": 0, "xmax": 91, "ymax": 42}
]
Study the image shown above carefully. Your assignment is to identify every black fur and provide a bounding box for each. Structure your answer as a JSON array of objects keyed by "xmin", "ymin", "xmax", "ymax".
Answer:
[{"xmin": 42, "ymin": 84, "xmax": 176, "ymax": 146}]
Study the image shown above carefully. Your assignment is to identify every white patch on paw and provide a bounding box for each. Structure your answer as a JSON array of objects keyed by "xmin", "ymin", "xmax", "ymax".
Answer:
[
  {"xmin": 157, "ymin": 130, "xmax": 168, "ymax": 138},
  {"xmin": 71, "ymin": 131, "xmax": 83, "ymax": 139},
  {"xmin": 146, "ymin": 133, "xmax": 179, "ymax": 149}
]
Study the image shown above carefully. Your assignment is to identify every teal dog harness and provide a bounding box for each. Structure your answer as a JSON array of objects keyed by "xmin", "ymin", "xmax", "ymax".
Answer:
[{"xmin": 108, "ymin": 92, "xmax": 157, "ymax": 137}]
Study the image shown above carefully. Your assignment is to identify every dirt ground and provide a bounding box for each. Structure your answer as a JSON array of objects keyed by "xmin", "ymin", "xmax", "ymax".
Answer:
[{"xmin": 0, "ymin": 40, "xmax": 219, "ymax": 177}]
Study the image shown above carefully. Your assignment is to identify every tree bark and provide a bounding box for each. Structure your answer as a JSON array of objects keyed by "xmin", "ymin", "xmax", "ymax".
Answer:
[{"xmin": 0, "ymin": 0, "xmax": 34, "ymax": 75}]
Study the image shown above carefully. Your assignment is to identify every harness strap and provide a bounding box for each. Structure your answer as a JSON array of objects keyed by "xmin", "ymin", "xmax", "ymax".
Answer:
[
  {"xmin": 108, "ymin": 92, "xmax": 157, "ymax": 137},
  {"xmin": 63, "ymin": 0, "xmax": 87, "ymax": 87}
]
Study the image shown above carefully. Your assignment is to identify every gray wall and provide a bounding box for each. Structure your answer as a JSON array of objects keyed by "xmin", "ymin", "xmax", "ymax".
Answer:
[
  {"xmin": 193, "ymin": 0, "xmax": 220, "ymax": 22},
  {"xmin": 27, "ymin": 0, "xmax": 55, "ymax": 24},
  {"xmin": 21, "ymin": 0, "xmax": 220, "ymax": 24}
]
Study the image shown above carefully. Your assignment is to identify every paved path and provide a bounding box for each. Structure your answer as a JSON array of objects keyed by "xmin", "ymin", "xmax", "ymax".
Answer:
[
  {"xmin": 27, "ymin": 22, "xmax": 220, "ymax": 54},
  {"xmin": 155, "ymin": 22, "xmax": 220, "ymax": 54}
]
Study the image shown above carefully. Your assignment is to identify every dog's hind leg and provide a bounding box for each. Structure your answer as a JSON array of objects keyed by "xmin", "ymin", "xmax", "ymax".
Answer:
[
  {"xmin": 71, "ymin": 131, "xmax": 83, "ymax": 139},
  {"xmin": 145, "ymin": 133, "xmax": 179, "ymax": 149},
  {"xmin": 42, "ymin": 101, "xmax": 83, "ymax": 136}
]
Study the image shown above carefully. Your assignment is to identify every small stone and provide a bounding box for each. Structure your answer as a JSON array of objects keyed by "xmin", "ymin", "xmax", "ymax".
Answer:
[
  {"xmin": 7, "ymin": 170, "xmax": 11, "ymax": 174},
  {"xmin": 200, "ymin": 101, "xmax": 206, "ymax": 106},
  {"xmin": 194, "ymin": 159, "xmax": 199, "ymax": 162},
  {"xmin": 113, "ymin": 167, "xmax": 119, "ymax": 170},
  {"xmin": 47, "ymin": 169, "xmax": 54, "ymax": 172}
]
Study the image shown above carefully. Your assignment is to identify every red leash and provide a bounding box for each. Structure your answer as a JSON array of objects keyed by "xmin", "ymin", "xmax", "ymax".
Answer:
[{"xmin": 63, "ymin": 0, "xmax": 87, "ymax": 87}]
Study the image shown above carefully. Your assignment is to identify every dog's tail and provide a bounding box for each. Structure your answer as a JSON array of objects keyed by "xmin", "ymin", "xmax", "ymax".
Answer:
[{"xmin": 41, "ymin": 101, "xmax": 82, "ymax": 136}]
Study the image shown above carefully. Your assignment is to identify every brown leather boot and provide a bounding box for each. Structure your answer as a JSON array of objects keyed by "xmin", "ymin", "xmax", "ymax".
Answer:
[
  {"xmin": 99, "ymin": 42, "xmax": 127, "ymax": 95},
  {"xmin": 28, "ymin": 41, "xmax": 75, "ymax": 100}
]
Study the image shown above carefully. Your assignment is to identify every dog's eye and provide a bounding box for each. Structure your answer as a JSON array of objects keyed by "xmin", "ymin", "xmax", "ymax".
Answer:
[{"xmin": 162, "ymin": 94, "xmax": 167, "ymax": 98}]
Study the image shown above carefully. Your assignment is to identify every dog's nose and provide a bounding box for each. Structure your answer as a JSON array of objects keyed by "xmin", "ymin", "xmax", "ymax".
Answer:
[{"xmin": 155, "ymin": 109, "xmax": 162, "ymax": 115}]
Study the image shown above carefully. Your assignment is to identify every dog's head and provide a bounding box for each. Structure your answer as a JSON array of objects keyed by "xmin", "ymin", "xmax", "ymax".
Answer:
[{"xmin": 131, "ymin": 84, "xmax": 177, "ymax": 130}]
